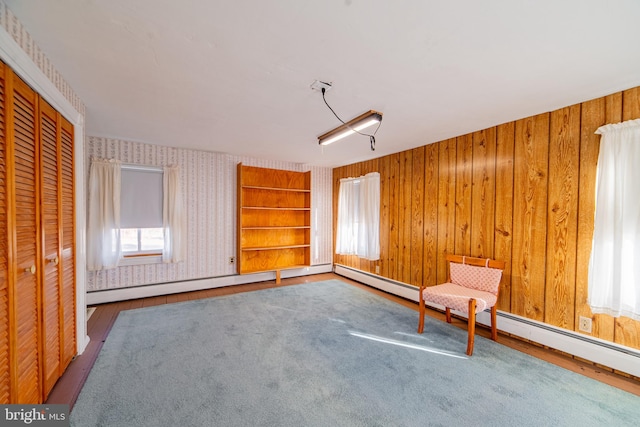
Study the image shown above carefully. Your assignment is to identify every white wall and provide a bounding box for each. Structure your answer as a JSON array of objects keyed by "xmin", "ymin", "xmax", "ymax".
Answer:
[{"xmin": 86, "ymin": 136, "xmax": 333, "ymax": 292}]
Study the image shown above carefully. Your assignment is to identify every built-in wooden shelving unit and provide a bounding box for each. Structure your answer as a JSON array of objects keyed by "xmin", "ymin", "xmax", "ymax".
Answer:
[{"xmin": 237, "ymin": 164, "xmax": 311, "ymax": 281}]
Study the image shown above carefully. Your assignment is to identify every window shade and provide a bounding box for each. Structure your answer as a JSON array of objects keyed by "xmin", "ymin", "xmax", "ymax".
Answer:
[{"xmin": 121, "ymin": 167, "xmax": 163, "ymax": 229}]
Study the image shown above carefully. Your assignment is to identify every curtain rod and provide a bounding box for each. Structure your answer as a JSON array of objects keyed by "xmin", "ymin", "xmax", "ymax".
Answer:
[
  {"xmin": 90, "ymin": 157, "xmax": 164, "ymax": 172},
  {"xmin": 121, "ymin": 163, "xmax": 163, "ymax": 172},
  {"xmin": 339, "ymin": 172, "xmax": 380, "ymax": 183}
]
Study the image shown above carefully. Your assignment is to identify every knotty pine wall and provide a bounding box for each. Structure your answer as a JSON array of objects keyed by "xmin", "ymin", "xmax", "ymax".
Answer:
[{"xmin": 333, "ymin": 86, "xmax": 640, "ymax": 351}]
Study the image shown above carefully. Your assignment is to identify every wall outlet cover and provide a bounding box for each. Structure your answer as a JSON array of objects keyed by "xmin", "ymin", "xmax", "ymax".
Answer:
[{"xmin": 579, "ymin": 316, "xmax": 593, "ymax": 333}]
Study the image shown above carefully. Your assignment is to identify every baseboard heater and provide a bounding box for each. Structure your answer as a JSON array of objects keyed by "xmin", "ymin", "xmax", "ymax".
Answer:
[
  {"xmin": 334, "ymin": 264, "xmax": 640, "ymax": 378},
  {"xmin": 87, "ymin": 264, "xmax": 333, "ymax": 305}
]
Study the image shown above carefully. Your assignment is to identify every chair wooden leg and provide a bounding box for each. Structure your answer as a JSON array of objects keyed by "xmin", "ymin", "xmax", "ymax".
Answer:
[
  {"xmin": 466, "ymin": 298, "xmax": 476, "ymax": 356},
  {"xmin": 445, "ymin": 307, "xmax": 452, "ymax": 323},
  {"xmin": 490, "ymin": 306, "xmax": 498, "ymax": 341},
  {"xmin": 418, "ymin": 288, "xmax": 425, "ymax": 333}
]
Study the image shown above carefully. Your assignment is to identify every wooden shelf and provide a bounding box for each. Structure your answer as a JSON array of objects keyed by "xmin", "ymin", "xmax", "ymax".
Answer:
[
  {"xmin": 237, "ymin": 163, "xmax": 311, "ymax": 277},
  {"xmin": 241, "ymin": 226, "xmax": 311, "ymax": 230},
  {"xmin": 242, "ymin": 244, "xmax": 311, "ymax": 251},
  {"xmin": 238, "ymin": 265, "xmax": 310, "ymax": 274},
  {"xmin": 241, "ymin": 206, "xmax": 310, "ymax": 211},
  {"xmin": 242, "ymin": 185, "xmax": 310, "ymax": 193}
]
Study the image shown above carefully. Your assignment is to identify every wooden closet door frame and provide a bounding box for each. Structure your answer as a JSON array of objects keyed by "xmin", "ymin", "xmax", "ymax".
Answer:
[
  {"xmin": 4, "ymin": 56, "xmax": 17, "ymax": 404},
  {"xmin": 2, "ymin": 62, "xmax": 78, "ymax": 403},
  {"xmin": 0, "ymin": 59, "xmax": 11, "ymax": 404},
  {"xmin": 0, "ymin": 27, "xmax": 87, "ymax": 376}
]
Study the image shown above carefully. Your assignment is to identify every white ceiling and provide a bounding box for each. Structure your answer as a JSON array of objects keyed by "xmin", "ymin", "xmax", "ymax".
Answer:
[{"xmin": 6, "ymin": 0, "xmax": 640, "ymax": 167}]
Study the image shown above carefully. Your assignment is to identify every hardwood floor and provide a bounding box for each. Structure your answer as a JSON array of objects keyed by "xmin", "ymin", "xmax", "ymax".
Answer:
[{"xmin": 46, "ymin": 273, "xmax": 640, "ymax": 409}]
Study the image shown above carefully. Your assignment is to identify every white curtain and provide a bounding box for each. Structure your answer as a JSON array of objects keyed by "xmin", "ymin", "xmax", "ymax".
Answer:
[
  {"xmin": 163, "ymin": 165, "xmax": 187, "ymax": 263},
  {"xmin": 336, "ymin": 178, "xmax": 358, "ymax": 255},
  {"xmin": 87, "ymin": 158, "xmax": 121, "ymax": 271},
  {"xmin": 335, "ymin": 172, "xmax": 380, "ymax": 260},
  {"xmin": 588, "ymin": 119, "xmax": 640, "ymax": 320}
]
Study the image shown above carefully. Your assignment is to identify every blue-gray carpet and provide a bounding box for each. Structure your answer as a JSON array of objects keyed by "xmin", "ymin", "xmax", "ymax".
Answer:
[{"xmin": 71, "ymin": 279, "xmax": 640, "ymax": 426}]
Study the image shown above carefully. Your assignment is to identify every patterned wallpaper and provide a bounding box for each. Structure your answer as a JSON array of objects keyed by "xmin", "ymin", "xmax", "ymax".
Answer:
[
  {"xmin": 0, "ymin": 1, "xmax": 86, "ymax": 116},
  {"xmin": 86, "ymin": 136, "xmax": 333, "ymax": 291}
]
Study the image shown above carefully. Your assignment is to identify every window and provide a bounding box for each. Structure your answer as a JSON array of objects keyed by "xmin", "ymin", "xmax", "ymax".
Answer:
[
  {"xmin": 87, "ymin": 160, "xmax": 186, "ymax": 271},
  {"xmin": 121, "ymin": 228, "xmax": 164, "ymax": 255},
  {"xmin": 120, "ymin": 165, "xmax": 164, "ymax": 258},
  {"xmin": 335, "ymin": 172, "xmax": 380, "ymax": 260},
  {"xmin": 588, "ymin": 119, "xmax": 640, "ymax": 320}
]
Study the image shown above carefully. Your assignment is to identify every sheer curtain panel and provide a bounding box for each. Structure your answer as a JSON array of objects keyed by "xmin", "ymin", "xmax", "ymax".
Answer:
[
  {"xmin": 588, "ymin": 119, "xmax": 640, "ymax": 320},
  {"xmin": 335, "ymin": 172, "xmax": 380, "ymax": 260},
  {"xmin": 87, "ymin": 158, "xmax": 122, "ymax": 270},
  {"xmin": 163, "ymin": 165, "xmax": 187, "ymax": 263},
  {"xmin": 336, "ymin": 178, "xmax": 357, "ymax": 256}
]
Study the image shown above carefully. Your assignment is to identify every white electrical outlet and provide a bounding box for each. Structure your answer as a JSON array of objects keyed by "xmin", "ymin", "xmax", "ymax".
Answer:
[
  {"xmin": 375, "ymin": 265, "xmax": 380, "ymax": 274},
  {"xmin": 229, "ymin": 257, "xmax": 235, "ymax": 264},
  {"xmin": 579, "ymin": 316, "xmax": 592, "ymax": 333}
]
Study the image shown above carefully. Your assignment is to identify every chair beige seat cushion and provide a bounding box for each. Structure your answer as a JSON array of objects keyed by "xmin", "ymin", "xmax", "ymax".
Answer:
[{"xmin": 421, "ymin": 282, "xmax": 498, "ymax": 314}]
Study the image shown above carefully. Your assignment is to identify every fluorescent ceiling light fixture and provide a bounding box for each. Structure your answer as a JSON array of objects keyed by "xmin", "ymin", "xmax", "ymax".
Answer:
[{"xmin": 318, "ymin": 110, "xmax": 382, "ymax": 146}]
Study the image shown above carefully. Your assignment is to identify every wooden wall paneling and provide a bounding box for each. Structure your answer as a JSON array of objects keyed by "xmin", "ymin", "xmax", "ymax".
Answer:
[
  {"xmin": 387, "ymin": 153, "xmax": 400, "ymax": 281},
  {"xmin": 422, "ymin": 143, "xmax": 438, "ymax": 287},
  {"xmin": 38, "ymin": 100, "xmax": 61, "ymax": 397},
  {"xmin": 59, "ymin": 116, "xmax": 75, "ymax": 370},
  {"xmin": 378, "ymin": 155, "xmax": 390, "ymax": 277},
  {"xmin": 512, "ymin": 113, "xmax": 549, "ymax": 321},
  {"xmin": 575, "ymin": 96, "xmax": 614, "ymax": 341},
  {"xmin": 605, "ymin": 92, "xmax": 623, "ymax": 124},
  {"xmin": 410, "ymin": 147, "xmax": 425, "ymax": 286},
  {"xmin": 454, "ymin": 134, "xmax": 473, "ymax": 256},
  {"xmin": 622, "ymin": 87, "xmax": 640, "ymax": 121},
  {"xmin": 0, "ymin": 62, "xmax": 10, "ymax": 403},
  {"xmin": 615, "ymin": 89, "xmax": 640, "ymax": 348},
  {"xmin": 398, "ymin": 150, "xmax": 412, "ymax": 283},
  {"xmin": 11, "ymin": 72, "xmax": 42, "ymax": 403},
  {"xmin": 436, "ymin": 139, "xmax": 456, "ymax": 283},
  {"xmin": 545, "ymin": 105, "xmax": 580, "ymax": 330},
  {"xmin": 494, "ymin": 122, "xmax": 515, "ymax": 311},
  {"xmin": 470, "ymin": 128, "xmax": 496, "ymax": 259},
  {"xmin": 615, "ymin": 317, "xmax": 640, "ymax": 350},
  {"xmin": 331, "ymin": 85, "xmax": 640, "ymax": 354}
]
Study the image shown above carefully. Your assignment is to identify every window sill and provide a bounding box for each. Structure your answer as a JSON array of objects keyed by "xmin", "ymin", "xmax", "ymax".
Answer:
[{"xmin": 120, "ymin": 254, "xmax": 163, "ymax": 266}]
